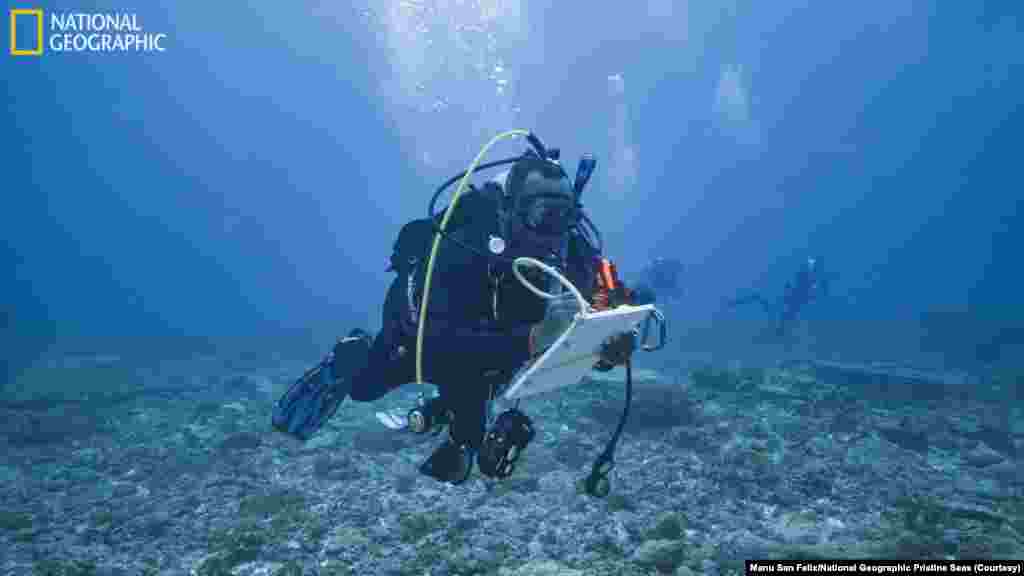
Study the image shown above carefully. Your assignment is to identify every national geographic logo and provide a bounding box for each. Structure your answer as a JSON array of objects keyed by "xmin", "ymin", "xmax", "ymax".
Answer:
[
  {"xmin": 9, "ymin": 9, "xmax": 41, "ymax": 55},
  {"xmin": 10, "ymin": 9, "xmax": 169, "ymax": 56}
]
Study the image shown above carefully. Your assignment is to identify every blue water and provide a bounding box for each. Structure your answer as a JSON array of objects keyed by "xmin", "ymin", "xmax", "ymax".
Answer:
[
  {"xmin": 5, "ymin": 3, "xmax": 1021, "ymax": 360},
  {"xmin": 5, "ymin": 2, "xmax": 1021, "ymax": 371}
]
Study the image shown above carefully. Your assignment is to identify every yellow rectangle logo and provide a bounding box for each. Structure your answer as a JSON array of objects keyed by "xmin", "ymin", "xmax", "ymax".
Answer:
[{"xmin": 10, "ymin": 8, "xmax": 44, "ymax": 56}]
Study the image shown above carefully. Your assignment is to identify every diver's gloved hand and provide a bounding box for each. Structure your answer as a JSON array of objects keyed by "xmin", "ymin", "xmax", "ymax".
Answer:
[
  {"xmin": 528, "ymin": 293, "xmax": 580, "ymax": 357},
  {"xmin": 419, "ymin": 439, "xmax": 475, "ymax": 485},
  {"xmin": 594, "ymin": 330, "xmax": 636, "ymax": 372}
]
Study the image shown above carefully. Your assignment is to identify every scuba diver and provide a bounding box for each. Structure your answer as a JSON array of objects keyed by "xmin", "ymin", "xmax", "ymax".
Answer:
[
  {"xmin": 726, "ymin": 256, "xmax": 829, "ymax": 337},
  {"xmin": 271, "ymin": 132, "xmax": 659, "ymax": 488},
  {"xmin": 642, "ymin": 257, "xmax": 685, "ymax": 301}
]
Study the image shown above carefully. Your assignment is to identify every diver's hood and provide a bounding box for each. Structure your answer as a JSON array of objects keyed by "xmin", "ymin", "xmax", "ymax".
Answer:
[{"xmin": 507, "ymin": 156, "xmax": 572, "ymax": 202}]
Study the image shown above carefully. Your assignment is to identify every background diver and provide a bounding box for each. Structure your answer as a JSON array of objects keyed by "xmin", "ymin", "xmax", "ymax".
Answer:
[
  {"xmin": 725, "ymin": 256, "xmax": 830, "ymax": 337},
  {"xmin": 272, "ymin": 135, "xmax": 654, "ymax": 486},
  {"xmin": 642, "ymin": 257, "xmax": 685, "ymax": 301}
]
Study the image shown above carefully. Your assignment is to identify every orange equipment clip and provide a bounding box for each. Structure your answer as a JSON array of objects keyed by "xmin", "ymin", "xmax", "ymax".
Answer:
[{"xmin": 592, "ymin": 257, "xmax": 632, "ymax": 311}]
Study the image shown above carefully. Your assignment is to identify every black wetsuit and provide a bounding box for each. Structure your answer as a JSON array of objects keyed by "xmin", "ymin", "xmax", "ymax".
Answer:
[
  {"xmin": 776, "ymin": 263, "xmax": 828, "ymax": 336},
  {"xmin": 345, "ymin": 220, "xmax": 598, "ymax": 449}
]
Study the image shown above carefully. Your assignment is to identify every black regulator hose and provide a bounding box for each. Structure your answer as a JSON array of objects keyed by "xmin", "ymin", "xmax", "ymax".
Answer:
[
  {"xmin": 583, "ymin": 358, "xmax": 633, "ymax": 498},
  {"xmin": 428, "ymin": 157, "xmax": 522, "ymax": 222}
]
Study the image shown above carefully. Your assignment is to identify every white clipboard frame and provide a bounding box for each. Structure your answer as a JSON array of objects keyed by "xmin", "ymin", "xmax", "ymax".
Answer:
[{"xmin": 502, "ymin": 303, "xmax": 656, "ymax": 400}]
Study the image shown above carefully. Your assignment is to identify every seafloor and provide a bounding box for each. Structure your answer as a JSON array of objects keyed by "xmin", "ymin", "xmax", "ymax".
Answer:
[{"xmin": 2, "ymin": 343, "xmax": 1022, "ymax": 575}]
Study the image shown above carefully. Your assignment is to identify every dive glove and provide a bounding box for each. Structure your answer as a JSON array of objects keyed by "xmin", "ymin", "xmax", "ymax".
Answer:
[
  {"xmin": 528, "ymin": 293, "xmax": 580, "ymax": 357},
  {"xmin": 594, "ymin": 331, "xmax": 636, "ymax": 371}
]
